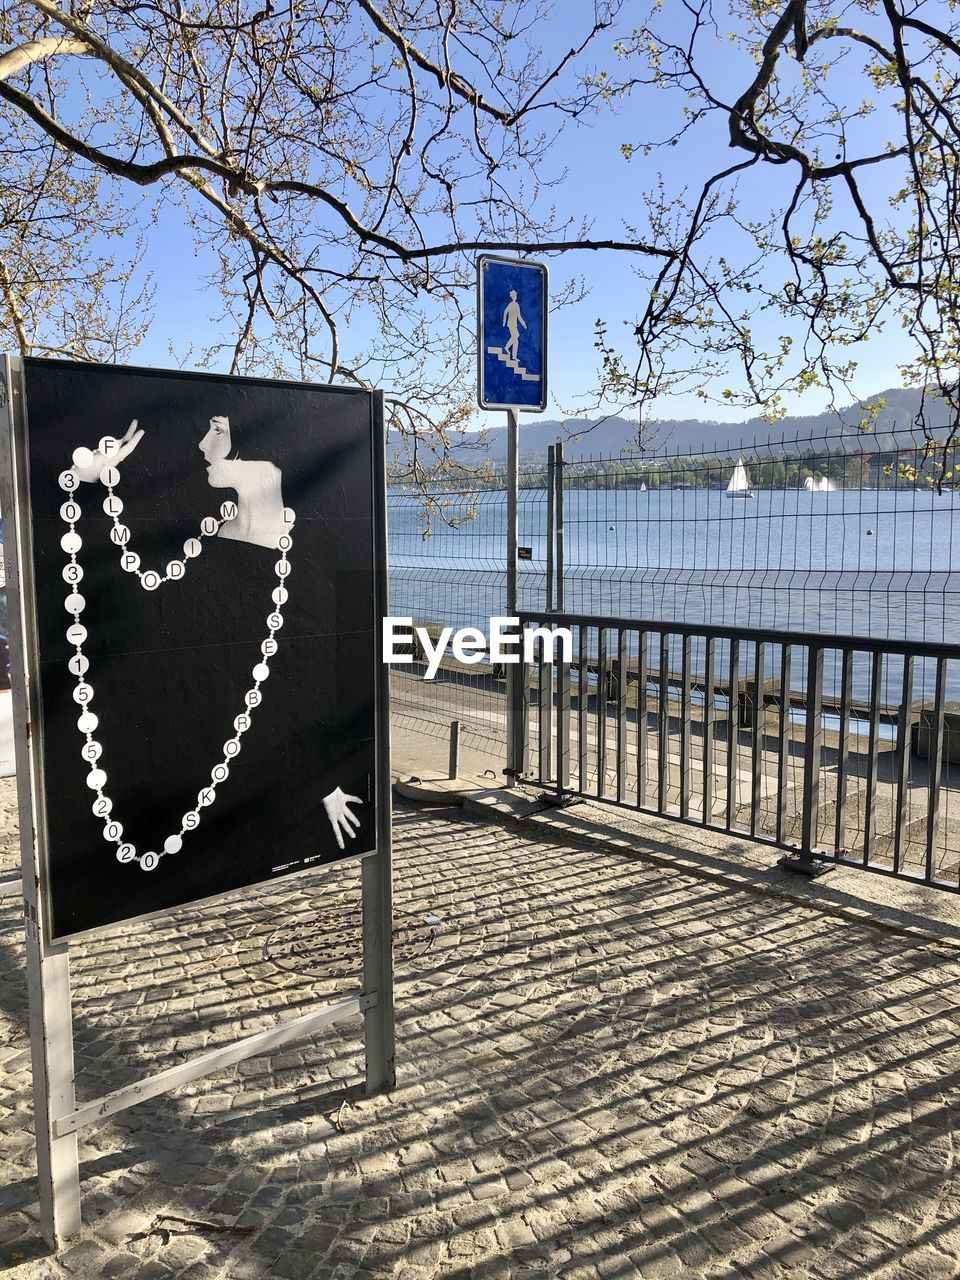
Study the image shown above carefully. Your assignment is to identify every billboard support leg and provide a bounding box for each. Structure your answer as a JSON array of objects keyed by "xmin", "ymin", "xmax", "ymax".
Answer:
[
  {"xmin": 2, "ymin": 355, "xmax": 81, "ymax": 1247},
  {"xmin": 364, "ymin": 393, "xmax": 395, "ymax": 1095},
  {"xmin": 361, "ymin": 845, "xmax": 395, "ymax": 1094},
  {"xmin": 27, "ymin": 937, "xmax": 81, "ymax": 1247}
]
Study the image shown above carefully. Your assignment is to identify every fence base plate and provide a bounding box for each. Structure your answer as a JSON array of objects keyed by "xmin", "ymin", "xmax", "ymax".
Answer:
[
  {"xmin": 778, "ymin": 853, "xmax": 834, "ymax": 879},
  {"xmin": 539, "ymin": 792, "xmax": 583, "ymax": 810}
]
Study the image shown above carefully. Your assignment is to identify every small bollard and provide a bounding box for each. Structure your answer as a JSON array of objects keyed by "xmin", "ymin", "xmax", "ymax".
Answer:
[{"xmin": 448, "ymin": 719, "xmax": 461, "ymax": 780}]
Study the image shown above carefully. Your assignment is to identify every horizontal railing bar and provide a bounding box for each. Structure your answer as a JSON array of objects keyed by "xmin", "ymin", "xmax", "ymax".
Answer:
[{"xmin": 517, "ymin": 612, "xmax": 960, "ymax": 661}]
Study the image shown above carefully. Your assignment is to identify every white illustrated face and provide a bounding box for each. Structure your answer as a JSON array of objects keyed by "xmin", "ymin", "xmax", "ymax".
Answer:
[{"xmin": 199, "ymin": 416, "xmax": 232, "ymax": 486}]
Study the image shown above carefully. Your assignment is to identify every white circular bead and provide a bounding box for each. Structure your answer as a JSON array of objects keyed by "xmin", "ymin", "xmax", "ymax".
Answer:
[
  {"xmin": 211, "ymin": 763, "xmax": 229, "ymax": 783},
  {"xmin": 60, "ymin": 530, "xmax": 82, "ymax": 554},
  {"xmin": 201, "ymin": 516, "xmax": 218, "ymax": 536},
  {"xmin": 182, "ymin": 810, "xmax": 200, "ymax": 831},
  {"xmin": 60, "ymin": 500, "xmax": 81, "ymax": 523},
  {"xmin": 72, "ymin": 682, "xmax": 94, "ymax": 705},
  {"xmin": 224, "ymin": 738, "xmax": 240, "ymax": 757},
  {"xmin": 184, "ymin": 537, "xmax": 202, "ymax": 558},
  {"xmin": 110, "ymin": 524, "xmax": 131, "ymax": 546},
  {"xmin": 86, "ymin": 767, "xmax": 107, "ymax": 791},
  {"xmin": 275, "ymin": 560, "xmax": 291, "ymax": 578},
  {"xmin": 117, "ymin": 843, "xmax": 136, "ymax": 863},
  {"xmin": 104, "ymin": 820, "xmax": 122, "ymax": 842},
  {"xmin": 164, "ymin": 834, "xmax": 182, "ymax": 855},
  {"xmin": 268, "ymin": 612, "xmax": 284, "ymax": 630},
  {"xmin": 59, "ymin": 469, "xmax": 79, "ymax": 492},
  {"xmin": 72, "ymin": 447, "xmax": 94, "ymax": 469},
  {"xmin": 98, "ymin": 436, "xmax": 118, "ymax": 456},
  {"xmin": 92, "ymin": 796, "xmax": 112, "ymax": 817},
  {"xmin": 82, "ymin": 740, "xmax": 102, "ymax": 762},
  {"xmin": 252, "ymin": 662, "xmax": 269, "ymax": 682},
  {"xmin": 261, "ymin": 638, "xmax": 277, "ymax": 656},
  {"xmin": 271, "ymin": 586, "xmax": 288, "ymax": 606},
  {"xmin": 198, "ymin": 787, "xmax": 216, "ymax": 807},
  {"xmin": 68, "ymin": 654, "xmax": 90, "ymax": 677},
  {"xmin": 66, "ymin": 622, "xmax": 87, "ymax": 645},
  {"xmin": 220, "ymin": 501, "xmax": 237, "ymax": 520},
  {"xmin": 65, "ymin": 592, "xmax": 85, "ymax": 614},
  {"xmin": 142, "ymin": 570, "xmax": 161, "ymax": 590},
  {"xmin": 234, "ymin": 714, "xmax": 251, "ymax": 733},
  {"xmin": 166, "ymin": 560, "xmax": 185, "ymax": 581},
  {"xmin": 103, "ymin": 494, "xmax": 123, "ymax": 516},
  {"xmin": 283, "ymin": 507, "xmax": 296, "ymax": 526},
  {"xmin": 77, "ymin": 710, "xmax": 98, "ymax": 733},
  {"xmin": 100, "ymin": 466, "xmax": 120, "ymax": 487},
  {"xmin": 140, "ymin": 851, "xmax": 159, "ymax": 871},
  {"xmin": 244, "ymin": 689, "xmax": 262, "ymax": 708},
  {"xmin": 120, "ymin": 551, "xmax": 140, "ymax": 573},
  {"xmin": 62, "ymin": 563, "xmax": 83, "ymax": 585}
]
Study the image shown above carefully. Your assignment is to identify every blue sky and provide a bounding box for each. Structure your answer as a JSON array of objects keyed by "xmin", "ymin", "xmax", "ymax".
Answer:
[{"xmin": 128, "ymin": 3, "xmax": 913, "ymax": 431}]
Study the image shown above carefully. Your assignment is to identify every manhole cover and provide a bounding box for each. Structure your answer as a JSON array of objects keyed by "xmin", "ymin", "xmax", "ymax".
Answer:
[{"xmin": 262, "ymin": 908, "xmax": 439, "ymax": 984}]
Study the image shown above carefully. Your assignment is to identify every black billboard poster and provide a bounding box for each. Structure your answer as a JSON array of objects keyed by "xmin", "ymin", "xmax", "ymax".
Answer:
[{"xmin": 12, "ymin": 359, "xmax": 385, "ymax": 940}]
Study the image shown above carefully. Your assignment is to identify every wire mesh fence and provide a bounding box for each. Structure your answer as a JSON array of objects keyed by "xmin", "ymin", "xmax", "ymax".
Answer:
[{"xmin": 388, "ymin": 426, "xmax": 960, "ymax": 768}]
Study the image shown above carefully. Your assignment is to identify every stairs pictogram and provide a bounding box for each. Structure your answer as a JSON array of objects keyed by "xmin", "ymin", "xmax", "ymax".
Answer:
[{"xmin": 487, "ymin": 346, "xmax": 540, "ymax": 382}]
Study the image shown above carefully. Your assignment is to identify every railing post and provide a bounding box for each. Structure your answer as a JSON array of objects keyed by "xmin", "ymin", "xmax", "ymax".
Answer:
[
  {"xmin": 546, "ymin": 444, "xmax": 555, "ymax": 613},
  {"xmin": 779, "ymin": 642, "xmax": 832, "ymax": 877},
  {"xmin": 703, "ymin": 636, "xmax": 715, "ymax": 823},
  {"xmin": 925, "ymin": 656, "xmax": 948, "ymax": 883},
  {"xmin": 555, "ymin": 440, "xmax": 565, "ymax": 613},
  {"xmin": 513, "ymin": 623, "xmax": 529, "ymax": 784}
]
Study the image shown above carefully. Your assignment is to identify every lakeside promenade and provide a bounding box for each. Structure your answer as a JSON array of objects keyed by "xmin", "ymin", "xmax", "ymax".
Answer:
[{"xmin": 2, "ymin": 730, "xmax": 960, "ymax": 1278}]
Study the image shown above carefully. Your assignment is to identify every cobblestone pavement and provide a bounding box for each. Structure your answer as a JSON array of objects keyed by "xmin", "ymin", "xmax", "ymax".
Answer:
[{"xmin": 2, "ymin": 779, "xmax": 960, "ymax": 1279}]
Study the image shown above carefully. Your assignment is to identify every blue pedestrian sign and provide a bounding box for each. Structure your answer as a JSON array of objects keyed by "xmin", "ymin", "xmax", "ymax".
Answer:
[{"xmin": 477, "ymin": 255, "xmax": 548, "ymax": 412}]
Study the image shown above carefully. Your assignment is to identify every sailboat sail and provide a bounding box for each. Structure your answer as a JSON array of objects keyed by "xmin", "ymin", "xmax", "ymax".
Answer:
[{"xmin": 726, "ymin": 459, "xmax": 752, "ymax": 497}]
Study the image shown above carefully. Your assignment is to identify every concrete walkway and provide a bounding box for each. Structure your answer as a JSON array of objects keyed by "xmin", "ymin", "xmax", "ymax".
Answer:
[{"xmin": 2, "ymin": 769, "xmax": 960, "ymax": 1278}]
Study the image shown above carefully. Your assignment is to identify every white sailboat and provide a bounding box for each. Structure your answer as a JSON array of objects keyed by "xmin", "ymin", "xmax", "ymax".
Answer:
[{"xmin": 726, "ymin": 458, "xmax": 753, "ymax": 498}]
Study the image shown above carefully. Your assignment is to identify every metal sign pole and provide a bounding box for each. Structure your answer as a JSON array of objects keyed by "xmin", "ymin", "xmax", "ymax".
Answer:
[
  {"xmin": 506, "ymin": 406, "xmax": 519, "ymax": 787},
  {"xmin": 1, "ymin": 355, "xmax": 81, "ymax": 1247},
  {"xmin": 476, "ymin": 255, "xmax": 546, "ymax": 791}
]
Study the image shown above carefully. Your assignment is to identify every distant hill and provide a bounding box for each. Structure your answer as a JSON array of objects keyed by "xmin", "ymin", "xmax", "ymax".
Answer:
[{"xmin": 388, "ymin": 387, "xmax": 952, "ymax": 466}]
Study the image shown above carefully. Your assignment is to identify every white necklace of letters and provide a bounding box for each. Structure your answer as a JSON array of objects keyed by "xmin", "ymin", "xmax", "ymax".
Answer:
[{"xmin": 57, "ymin": 446, "xmax": 295, "ymax": 873}]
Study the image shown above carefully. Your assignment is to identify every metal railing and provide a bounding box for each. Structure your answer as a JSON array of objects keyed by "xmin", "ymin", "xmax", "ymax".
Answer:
[{"xmin": 515, "ymin": 611, "xmax": 960, "ymax": 889}]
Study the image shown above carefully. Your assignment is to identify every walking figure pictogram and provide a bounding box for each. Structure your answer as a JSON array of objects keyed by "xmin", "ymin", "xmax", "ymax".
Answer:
[
  {"xmin": 503, "ymin": 290, "xmax": 527, "ymax": 362},
  {"xmin": 485, "ymin": 287, "xmax": 540, "ymax": 383}
]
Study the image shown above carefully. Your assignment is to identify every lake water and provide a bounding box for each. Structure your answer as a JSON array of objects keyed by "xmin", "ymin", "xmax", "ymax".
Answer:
[{"xmin": 389, "ymin": 486, "xmax": 960, "ymax": 702}]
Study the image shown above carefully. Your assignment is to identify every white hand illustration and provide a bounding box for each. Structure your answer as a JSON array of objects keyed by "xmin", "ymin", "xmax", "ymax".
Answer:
[
  {"xmin": 322, "ymin": 786, "xmax": 363, "ymax": 851},
  {"xmin": 73, "ymin": 420, "xmax": 144, "ymax": 483}
]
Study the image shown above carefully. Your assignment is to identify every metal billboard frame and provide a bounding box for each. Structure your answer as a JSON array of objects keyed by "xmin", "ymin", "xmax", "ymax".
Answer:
[{"xmin": 0, "ymin": 354, "xmax": 395, "ymax": 1249}]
